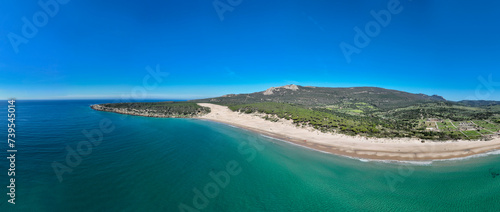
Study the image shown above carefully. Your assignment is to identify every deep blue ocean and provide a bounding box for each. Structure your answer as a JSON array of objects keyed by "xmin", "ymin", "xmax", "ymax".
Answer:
[{"xmin": 1, "ymin": 100, "xmax": 500, "ymax": 211}]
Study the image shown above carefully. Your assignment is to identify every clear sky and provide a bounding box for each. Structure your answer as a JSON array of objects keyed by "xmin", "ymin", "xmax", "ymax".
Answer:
[{"xmin": 1, "ymin": 0, "xmax": 499, "ymax": 100}]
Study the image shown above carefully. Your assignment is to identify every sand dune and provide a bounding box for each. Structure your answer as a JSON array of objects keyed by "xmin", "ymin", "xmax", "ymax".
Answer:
[{"xmin": 197, "ymin": 103, "xmax": 500, "ymax": 161}]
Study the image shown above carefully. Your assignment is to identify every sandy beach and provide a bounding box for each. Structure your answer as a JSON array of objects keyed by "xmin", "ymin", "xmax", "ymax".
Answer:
[{"xmin": 197, "ymin": 103, "xmax": 500, "ymax": 161}]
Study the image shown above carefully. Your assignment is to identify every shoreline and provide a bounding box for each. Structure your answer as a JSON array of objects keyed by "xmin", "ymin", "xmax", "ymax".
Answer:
[
  {"xmin": 91, "ymin": 103, "xmax": 500, "ymax": 161},
  {"xmin": 196, "ymin": 103, "xmax": 500, "ymax": 161},
  {"xmin": 197, "ymin": 117, "xmax": 500, "ymax": 163},
  {"xmin": 90, "ymin": 104, "xmax": 205, "ymax": 118}
]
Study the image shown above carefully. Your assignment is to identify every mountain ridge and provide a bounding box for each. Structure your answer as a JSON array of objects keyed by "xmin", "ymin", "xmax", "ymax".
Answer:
[{"xmin": 191, "ymin": 84, "xmax": 447, "ymax": 110}]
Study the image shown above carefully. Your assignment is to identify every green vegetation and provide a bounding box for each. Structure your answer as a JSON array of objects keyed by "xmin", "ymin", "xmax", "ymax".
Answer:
[
  {"xmin": 192, "ymin": 85, "xmax": 500, "ymax": 140},
  {"xmin": 474, "ymin": 120, "xmax": 500, "ymax": 132},
  {"xmin": 458, "ymin": 100, "xmax": 500, "ymax": 107},
  {"xmin": 192, "ymin": 86, "xmax": 446, "ymax": 110},
  {"xmin": 462, "ymin": 130, "xmax": 482, "ymax": 139},
  {"xmin": 227, "ymin": 102, "xmax": 500, "ymax": 140},
  {"xmin": 99, "ymin": 101, "xmax": 210, "ymax": 117},
  {"xmin": 322, "ymin": 102, "xmax": 376, "ymax": 115},
  {"xmin": 228, "ymin": 102, "xmax": 382, "ymax": 136},
  {"xmin": 382, "ymin": 102, "xmax": 492, "ymax": 120}
]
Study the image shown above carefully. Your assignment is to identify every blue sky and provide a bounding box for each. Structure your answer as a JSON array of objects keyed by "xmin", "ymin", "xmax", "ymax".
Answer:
[{"xmin": 1, "ymin": 0, "xmax": 499, "ymax": 100}]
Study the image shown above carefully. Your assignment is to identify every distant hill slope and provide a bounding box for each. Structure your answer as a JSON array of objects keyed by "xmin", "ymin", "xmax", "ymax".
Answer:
[
  {"xmin": 191, "ymin": 85, "xmax": 446, "ymax": 110},
  {"xmin": 457, "ymin": 100, "xmax": 500, "ymax": 107}
]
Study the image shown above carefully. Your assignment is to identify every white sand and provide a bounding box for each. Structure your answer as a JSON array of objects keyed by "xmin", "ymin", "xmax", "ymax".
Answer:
[{"xmin": 197, "ymin": 103, "xmax": 500, "ymax": 161}]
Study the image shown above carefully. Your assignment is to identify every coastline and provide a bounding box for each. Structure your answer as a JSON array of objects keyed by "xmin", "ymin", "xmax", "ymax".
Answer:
[
  {"xmin": 196, "ymin": 103, "xmax": 500, "ymax": 161},
  {"xmin": 90, "ymin": 104, "xmax": 206, "ymax": 118},
  {"xmin": 91, "ymin": 103, "xmax": 500, "ymax": 161}
]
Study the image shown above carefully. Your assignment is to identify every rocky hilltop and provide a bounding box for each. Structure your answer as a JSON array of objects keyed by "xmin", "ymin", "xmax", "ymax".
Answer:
[{"xmin": 263, "ymin": 84, "xmax": 300, "ymax": 95}]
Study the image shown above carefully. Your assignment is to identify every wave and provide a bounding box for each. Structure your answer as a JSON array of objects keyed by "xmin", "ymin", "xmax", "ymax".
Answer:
[
  {"xmin": 258, "ymin": 134, "xmax": 500, "ymax": 166},
  {"xmin": 432, "ymin": 149, "xmax": 500, "ymax": 162}
]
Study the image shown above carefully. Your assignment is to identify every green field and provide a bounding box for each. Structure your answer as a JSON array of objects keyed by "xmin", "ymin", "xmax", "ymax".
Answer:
[
  {"xmin": 462, "ymin": 130, "xmax": 482, "ymax": 139},
  {"xmin": 436, "ymin": 121, "xmax": 456, "ymax": 131},
  {"xmin": 479, "ymin": 130, "xmax": 494, "ymax": 135},
  {"xmin": 474, "ymin": 120, "xmax": 500, "ymax": 132},
  {"xmin": 418, "ymin": 119, "xmax": 500, "ymax": 139}
]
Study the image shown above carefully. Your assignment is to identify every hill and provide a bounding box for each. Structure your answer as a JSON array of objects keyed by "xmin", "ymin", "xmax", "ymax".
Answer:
[
  {"xmin": 191, "ymin": 85, "xmax": 500, "ymax": 140},
  {"xmin": 457, "ymin": 100, "xmax": 500, "ymax": 107},
  {"xmin": 191, "ymin": 85, "xmax": 446, "ymax": 110}
]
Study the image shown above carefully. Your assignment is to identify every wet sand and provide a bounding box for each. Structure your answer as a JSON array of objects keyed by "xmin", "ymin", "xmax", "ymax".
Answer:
[{"xmin": 197, "ymin": 103, "xmax": 500, "ymax": 161}]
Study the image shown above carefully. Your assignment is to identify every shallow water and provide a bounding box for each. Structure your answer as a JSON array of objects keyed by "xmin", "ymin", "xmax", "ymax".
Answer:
[{"xmin": 1, "ymin": 100, "xmax": 499, "ymax": 211}]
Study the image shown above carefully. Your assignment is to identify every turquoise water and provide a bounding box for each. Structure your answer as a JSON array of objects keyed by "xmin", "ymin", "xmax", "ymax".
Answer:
[{"xmin": 1, "ymin": 100, "xmax": 500, "ymax": 211}]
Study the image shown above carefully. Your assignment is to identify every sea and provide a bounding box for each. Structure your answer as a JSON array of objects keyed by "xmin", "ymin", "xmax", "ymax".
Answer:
[{"xmin": 1, "ymin": 100, "xmax": 499, "ymax": 211}]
